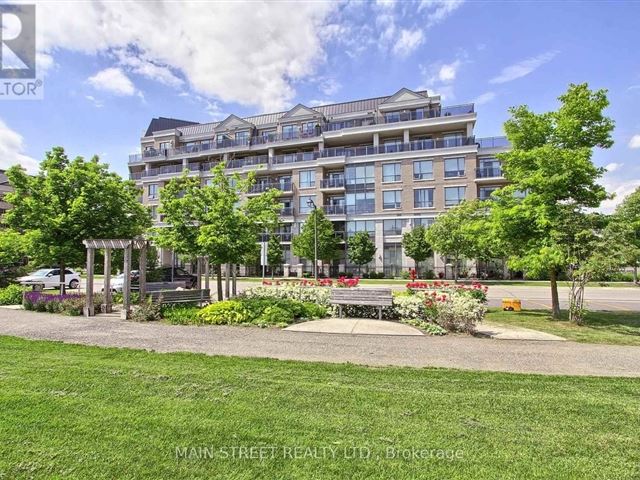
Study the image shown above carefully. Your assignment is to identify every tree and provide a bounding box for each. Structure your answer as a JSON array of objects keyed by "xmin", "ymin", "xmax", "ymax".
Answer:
[
  {"xmin": 267, "ymin": 233, "xmax": 284, "ymax": 279},
  {"xmin": 347, "ymin": 231, "xmax": 376, "ymax": 272},
  {"xmin": 0, "ymin": 229, "xmax": 33, "ymax": 286},
  {"xmin": 606, "ymin": 187, "xmax": 640, "ymax": 282},
  {"xmin": 426, "ymin": 200, "xmax": 487, "ymax": 281},
  {"xmin": 401, "ymin": 225, "xmax": 431, "ymax": 276},
  {"xmin": 490, "ymin": 84, "xmax": 614, "ymax": 318},
  {"xmin": 4, "ymin": 147, "xmax": 151, "ymax": 293},
  {"xmin": 292, "ymin": 208, "xmax": 341, "ymax": 271}
]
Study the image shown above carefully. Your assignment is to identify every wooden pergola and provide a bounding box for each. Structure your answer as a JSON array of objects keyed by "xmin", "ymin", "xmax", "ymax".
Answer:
[{"xmin": 83, "ymin": 237, "xmax": 149, "ymax": 319}]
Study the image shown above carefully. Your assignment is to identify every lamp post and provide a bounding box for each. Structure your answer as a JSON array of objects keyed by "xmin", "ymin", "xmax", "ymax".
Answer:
[{"xmin": 307, "ymin": 198, "xmax": 318, "ymax": 280}]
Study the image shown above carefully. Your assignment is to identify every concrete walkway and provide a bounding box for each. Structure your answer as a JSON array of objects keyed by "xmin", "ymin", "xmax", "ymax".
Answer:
[
  {"xmin": 1, "ymin": 309, "xmax": 640, "ymax": 377},
  {"xmin": 284, "ymin": 318, "xmax": 423, "ymax": 336},
  {"xmin": 476, "ymin": 322, "xmax": 566, "ymax": 341}
]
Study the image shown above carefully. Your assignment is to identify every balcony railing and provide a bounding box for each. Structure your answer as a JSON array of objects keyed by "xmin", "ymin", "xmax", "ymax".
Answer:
[
  {"xmin": 248, "ymin": 181, "xmax": 293, "ymax": 194},
  {"xmin": 320, "ymin": 136, "xmax": 476, "ymax": 159},
  {"xmin": 382, "ymin": 104, "xmax": 474, "ymax": 124},
  {"xmin": 272, "ymin": 151, "xmax": 318, "ymax": 165},
  {"xmin": 129, "ymin": 162, "xmax": 218, "ymax": 180},
  {"xmin": 476, "ymin": 167, "xmax": 503, "ymax": 178},
  {"xmin": 322, "ymin": 205, "xmax": 346, "ymax": 215},
  {"xmin": 279, "ymin": 206, "xmax": 295, "ymax": 216},
  {"xmin": 320, "ymin": 177, "xmax": 345, "ymax": 189},
  {"xmin": 476, "ymin": 136, "xmax": 510, "ymax": 149},
  {"xmin": 226, "ymin": 155, "xmax": 269, "ymax": 169}
]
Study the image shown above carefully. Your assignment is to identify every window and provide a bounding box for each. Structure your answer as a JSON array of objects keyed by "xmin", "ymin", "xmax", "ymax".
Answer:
[
  {"xmin": 148, "ymin": 184, "xmax": 159, "ymax": 199},
  {"xmin": 216, "ymin": 134, "xmax": 229, "ymax": 145},
  {"xmin": 443, "ymin": 132, "xmax": 463, "ymax": 148},
  {"xmin": 299, "ymin": 170, "xmax": 315, "ymax": 189},
  {"xmin": 413, "ymin": 217, "xmax": 435, "ymax": 228},
  {"xmin": 299, "ymin": 195, "xmax": 316, "ymax": 214},
  {"xmin": 261, "ymin": 130, "xmax": 276, "ymax": 141},
  {"xmin": 478, "ymin": 157, "xmax": 502, "ymax": 178},
  {"xmin": 444, "ymin": 157, "xmax": 465, "ymax": 178},
  {"xmin": 382, "ymin": 163, "xmax": 401, "ymax": 182},
  {"xmin": 235, "ymin": 131, "xmax": 249, "ymax": 144},
  {"xmin": 384, "ymin": 112, "xmax": 401, "ymax": 123},
  {"xmin": 346, "ymin": 220, "xmax": 375, "ymax": 237},
  {"xmin": 302, "ymin": 122, "xmax": 316, "ymax": 134},
  {"xmin": 345, "ymin": 164, "xmax": 375, "ymax": 186},
  {"xmin": 413, "ymin": 160, "xmax": 433, "ymax": 180},
  {"xmin": 159, "ymin": 141, "xmax": 172, "ymax": 151},
  {"xmin": 414, "ymin": 188, "xmax": 434, "ymax": 208},
  {"xmin": 383, "ymin": 243, "xmax": 403, "ymax": 276},
  {"xmin": 479, "ymin": 186, "xmax": 499, "ymax": 200},
  {"xmin": 149, "ymin": 205, "xmax": 158, "ymax": 220},
  {"xmin": 282, "ymin": 125, "xmax": 297, "ymax": 140},
  {"xmin": 278, "ymin": 175, "xmax": 292, "ymax": 190},
  {"xmin": 445, "ymin": 186, "xmax": 466, "ymax": 207},
  {"xmin": 383, "ymin": 219, "xmax": 403, "ymax": 235},
  {"xmin": 383, "ymin": 190, "xmax": 402, "ymax": 210},
  {"xmin": 346, "ymin": 192, "xmax": 375, "ymax": 214}
]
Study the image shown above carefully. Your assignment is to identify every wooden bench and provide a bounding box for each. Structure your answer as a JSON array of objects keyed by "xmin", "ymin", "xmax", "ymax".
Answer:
[
  {"xmin": 144, "ymin": 281, "xmax": 186, "ymax": 292},
  {"xmin": 330, "ymin": 288, "xmax": 393, "ymax": 320},
  {"xmin": 147, "ymin": 289, "xmax": 211, "ymax": 306}
]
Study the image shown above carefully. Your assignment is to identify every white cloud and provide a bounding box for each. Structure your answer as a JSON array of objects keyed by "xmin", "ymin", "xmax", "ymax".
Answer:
[
  {"xmin": 605, "ymin": 162, "xmax": 623, "ymax": 173},
  {"xmin": 489, "ymin": 51, "xmax": 559, "ymax": 84},
  {"xmin": 87, "ymin": 67, "xmax": 139, "ymax": 97},
  {"xmin": 85, "ymin": 95, "xmax": 104, "ymax": 108},
  {"xmin": 115, "ymin": 50, "xmax": 184, "ymax": 88},
  {"xmin": 34, "ymin": 1, "xmax": 337, "ymax": 112},
  {"xmin": 600, "ymin": 177, "xmax": 640, "ymax": 213},
  {"xmin": 308, "ymin": 99, "xmax": 336, "ymax": 107},
  {"xmin": 628, "ymin": 134, "xmax": 640, "ymax": 149},
  {"xmin": 473, "ymin": 91, "xmax": 496, "ymax": 105},
  {"xmin": 392, "ymin": 29, "xmax": 425, "ymax": 57},
  {"xmin": 628, "ymin": 85, "xmax": 640, "ymax": 91},
  {"xmin": 318, "ymin": 77, "xmax": 341, "ymax": 96},
  {"xmin": 0, "ymin": 118, "xmax": 39, "ymax": 174},
  {"xmin": 438, "ymin": 60, "xmax": 461, "ymax": 82},
  {"xmin": 417, "ymin": 53, "xmax": 466, "ymax": 101},
  {"xmin": 419, "ymin": 0, "xmax": 465, "ymax": 27}
]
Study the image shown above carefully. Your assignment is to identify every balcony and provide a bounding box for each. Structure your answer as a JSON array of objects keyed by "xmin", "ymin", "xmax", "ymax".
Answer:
[
  {"xmin": 248, "ymin": 181, "xmax": 293, "ymax": 194},
  {"xmin": 322, "ymin": 205, "xmax": 346, "ymax": 215},
  {"xmin": 476, "ymin": 167, "xmax": 503, "ymax": 178},
  {"xmin": 129, "ymin": 162, "xmax": 217, "ymax": 180},
  {"xmin": 320, "ymin": 177, "xmax": 345, "ymax": 189},
  {"xmin": 226, "ymin": 155, "xmax": 269, "ymax": 169},
  {"xmin": 279, "ymin": 206, "xmax": 295, "ymax": 216},
  {"xmin": 320, "ymin": 136, "xmax": 476, "ymax": 159},
  {"xmin": 476, "ymin": 136, "xmax": 510, "ymax": 149},
  {"xmin": 272, "ymin": 151, "xmax": 318, "ymax": 165}
]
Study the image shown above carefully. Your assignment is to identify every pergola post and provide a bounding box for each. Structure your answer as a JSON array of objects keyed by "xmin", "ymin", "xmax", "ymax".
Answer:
[
  {"xmin": 103, "ymin": 248, "xmax": 112, "ymax": 313},
  {"xmin": 84, "ymin": 247, "xmax": 95, "ymax": 317},
  {"xmin": 138, "ymin": 242, "xmax": 147, "ymax": 302},
  {"xmin": 225, "ymin": 263, "xmax": 231, "ymax": 299},
  {"xmin": 121, "ymin": 243, "xmax": 132, "ymax": 320},
  {"xmin": 196, "ymin": 256, "xmax": 202, "ymax": 289},
  {"xmin": 204, "ymin": 257, "xmax": 210, "ymax": 290}
]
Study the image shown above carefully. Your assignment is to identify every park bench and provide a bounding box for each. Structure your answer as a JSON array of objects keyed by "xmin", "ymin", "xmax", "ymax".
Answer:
[
  {"xmin": 330, "ymin": 288, "xmax": 393, "ymax": 320},
  {"xmin": 143, "ymin": 281, "xmax": 186, "ymax": 292},
  {"xmin": 147, "ymin": 288, "xmax": 211, "ymax": 306}
]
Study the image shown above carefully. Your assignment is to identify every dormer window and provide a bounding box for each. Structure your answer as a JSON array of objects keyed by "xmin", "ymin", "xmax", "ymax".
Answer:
[{"xmin": 282, "ymin": 125, "xmax": 297, "ymax": 140}]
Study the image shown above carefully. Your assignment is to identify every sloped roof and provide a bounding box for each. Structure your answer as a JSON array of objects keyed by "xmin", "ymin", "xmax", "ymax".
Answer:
[{"xmin": 144, "ymin": 117, "xmax": 199, "ymax": 137}]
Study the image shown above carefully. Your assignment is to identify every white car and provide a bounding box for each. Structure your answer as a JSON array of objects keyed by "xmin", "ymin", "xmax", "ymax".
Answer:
[{"xmin": 18, "ymin": 268, "xmax": 81, "ymax": 290}]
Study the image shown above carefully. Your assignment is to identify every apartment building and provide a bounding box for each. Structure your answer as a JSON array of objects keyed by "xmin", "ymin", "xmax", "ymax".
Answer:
[
  {"xmin": 0, "ymin": 170, "xmax": 12, "ymax": 219},
  {"xmin": 129, "ymin": 88, "xmax": 509, "ymax": 278}
]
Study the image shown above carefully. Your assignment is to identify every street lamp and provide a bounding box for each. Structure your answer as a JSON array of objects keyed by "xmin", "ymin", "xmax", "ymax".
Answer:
[{"xmin": 307, "ymin": 198, "xmax": 318, "ymax": 280}]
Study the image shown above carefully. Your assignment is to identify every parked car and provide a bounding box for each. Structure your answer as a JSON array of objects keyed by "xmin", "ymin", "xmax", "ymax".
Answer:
[
  {"xmin": 106, "ymin": 267, "xmax": 197, "ymax": 292},
  {"xmin": 18, "ymin": 268, "xmax": 81, "ymax": 290}
]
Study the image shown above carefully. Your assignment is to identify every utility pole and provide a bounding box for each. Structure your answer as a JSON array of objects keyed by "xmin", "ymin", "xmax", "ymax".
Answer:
[{"xmin": 307, "ymin": 198, "xmax": 318, "ymax": 280}]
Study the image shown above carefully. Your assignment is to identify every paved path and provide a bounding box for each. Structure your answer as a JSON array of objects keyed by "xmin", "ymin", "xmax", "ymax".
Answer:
[
  {"xmin": 284, "ymin": 318, "xmax": 424, "ymax": 335},
  {"xmin": 1, "ymin": 309, "xmax": 639, "ymax": 377},
  {"xmin": 476, "ymin": 322, "xmax": 566, "ymax": 341}
]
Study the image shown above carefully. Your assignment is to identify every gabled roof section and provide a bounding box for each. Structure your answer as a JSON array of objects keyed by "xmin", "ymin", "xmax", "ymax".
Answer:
[
  {"xmin": 280, "ymin": 103, "xmax": 323, "ymax": 120},
  {"xmin": 144, "ymin": 117, "xmax": 198, "ymax": 137},
  {"xmin": 216, "ymin": 114, "xmax": 255, "ymax": 131},
  {"xmin": 380, "ymin": 88, "xmax": 428, "ymax": 105}
]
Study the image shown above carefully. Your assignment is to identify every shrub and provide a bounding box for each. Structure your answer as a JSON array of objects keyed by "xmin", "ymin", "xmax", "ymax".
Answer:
[
  {"xmin": 198, "ymin": 300, "xmax": 249, "ymax": 325},
  {"xmin": 257, "ymin": 305, "xmax": 294, "ymax": 327},
  {"xmin": 23, "ymin": 291, "xmax": 86, "ymax": 315},
  {"xmin": 162, "ymin": 305, "xmax": 200, "ymax": 325},
  {"xmin": 0, "ymin": 284, "xmax": 26, "ymax": 305},
  {"xmin": 130, "ymin": 300, "xmax": 162, "ymax": 322},
  {"xmin": 242, "ymin": 285, "xmax": 332, "ymax": 306},
  {"xmin": 400, "ymin": 318, "xmax": 447, "ymax": 336},
  {"xmin": 435, "ymin": 294, "xmax": 485, "ymax": 334},
  {"xmin": 336, "ymin": 276, "xmax": 359, "ymax": 288},
  {"xmin": 393, "ymin": 294, "xmax": 426, "ymax": 321}
]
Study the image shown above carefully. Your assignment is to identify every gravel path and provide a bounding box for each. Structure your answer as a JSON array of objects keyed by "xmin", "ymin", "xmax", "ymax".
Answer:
[{"xmin": 1, "ymin": 308, "xmax": 639, "ymax": 377}]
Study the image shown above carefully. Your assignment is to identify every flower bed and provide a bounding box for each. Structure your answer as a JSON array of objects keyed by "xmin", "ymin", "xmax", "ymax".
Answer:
[
  {"xmin": 261, "ymin": 277, "xmax": 360, "ymax": 288},
  {"xmin": 406, "ymin": 281, "xmax": 488, "ymax": 303},
  {"xmin": 23, "ymin": 291, "xmax": 86, "ymax": 316}
]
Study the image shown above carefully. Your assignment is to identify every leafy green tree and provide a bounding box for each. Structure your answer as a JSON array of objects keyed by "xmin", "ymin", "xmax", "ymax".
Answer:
[
  {"xmin": 267, "ymin": 233, "xmax": 284, "ymax": 279},
  {"xmin": 426, "ymin": 201, "xmax": 487, "ymax": 281},
  {"xmin": 0, "ymin": 229, "xmax": 34, "ymax": 286},
  {"xmin": 490, "ymin": 83, "xmax": 614, "ymax": 318},
  {"xmin": 606, "ymin": 187, "xmax": 640, "ymax": 282},
  {"xmin": 401, "ymin": 225, "xmax": 431, "ymax": 276},
  {"xmin": 4, "ymin": 147, "xmax": 150, "ymax": 293},
  {"xmin": 292, "ymin": 208, "xmax": 341, "ymax": 272},
  {"xmin": 347, "ymin": 231, "xmax": 376, "ymax": 272}
]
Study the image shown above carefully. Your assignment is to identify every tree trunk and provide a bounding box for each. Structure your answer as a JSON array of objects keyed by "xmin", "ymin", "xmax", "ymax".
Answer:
[
  {"xmin": 549, "ymin": 268, "xmax": 561, "ymax": 319},
  {"xmin": 633, "ymin": 264, "xmax": 638, "ymax": 284},
  {"xmin": 60, "ymin": 259, "xmax": 66, "ymax": 295},
  {"xmin": 225, "ymin": 263, "xmax": 230, "ymax": 299},
  {"xmin": 232, "ymin": 265, "xmax": 237, "ymax": 297},
  {"xmin": 216, "ymin": 265, "xmax": 223, "ymax": 301}
]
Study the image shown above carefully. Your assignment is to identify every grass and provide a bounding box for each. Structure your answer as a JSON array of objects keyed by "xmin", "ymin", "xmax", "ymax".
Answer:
[
  {"xmin": 486, "ymin": 309, "xmax": 640, "ymax": 346},
  {"xmin": 1, "ymin": 337, "xmax": 640, "ymax": 479},
  {"xmin": 235, "ymin": 277, "xmax": 638, "ymax": 287}
]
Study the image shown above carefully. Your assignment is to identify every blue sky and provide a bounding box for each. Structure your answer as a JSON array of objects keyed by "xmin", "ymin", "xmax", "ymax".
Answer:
[{"xmin": 1, "ymin": 0, "xmax": 639, "ymax": 211}]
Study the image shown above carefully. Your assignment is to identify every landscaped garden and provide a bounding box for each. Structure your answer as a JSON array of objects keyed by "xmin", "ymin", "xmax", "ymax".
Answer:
[{"xmin": 0, "ymin": 336, "xmax": 639, "ymax": 479}]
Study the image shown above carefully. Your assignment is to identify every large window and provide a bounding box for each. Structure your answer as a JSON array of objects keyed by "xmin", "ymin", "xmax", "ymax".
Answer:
[
  {"xmin": 414, "ymin": 188, "xmax": 434, "ymax": 208},
  {"xmin": 148, "ymin": 183, "xmax": 159, "ymax": 199},
  {"xmin": 383, "ymin": 219, "xmax": 403, "ymax": 235},
  {"xmin": 299, "ymin": 195, "xmax": 316, "ymax": 214},
  {"xmin": 412, "ymin": 217, "xmax": 435, "ymax": 228},
  {"xmin": 235, "ymin": 131, "xmax": 249, "ymax": 144},
  {"xmin": 383, "ymin": 190, "xmax": 402, "ymax": 210},
  {"xmin": 299, "ymin": 170, "xmax": 315, "ymax": 189},
  {"xmin": 443, "ymin": 132, "xmax": 464, "ymax": 148},
  {"xmin": 282, "ymin": 124, "xmax": 297, "ymax": 140},
  {"xmin": 346, "ymin": 220, "xmax": 375, "ymax": 237},
  {"xmin": 382, "ymin": 163, "xmax": 401, "ymax": 182},
  {"xmin": 413, "ymin": 160, "xmax": 433, "ymax": 180},
  {"xmin": 445, "ymin": 186, "xmax": 466, "ymax": 207},
  {"xmin": 345, "ymin": 164, "xmax": 374, "ymax": 186},
  {"xmin": 479, "ymin": 186, "xmax": 499, "ymax": 200},
  {"xmin": 346, "ymin": 192, "xmax": 375, "ymax": 214},
  {"xmin": 444, "ymin": 157, "xmax": 465, "ymax": 178},
  {"xmin": 383, "ymin": 243, "xmax": 403, "ymax": 276},
  {"xmin": 149, "ymin": 205, "xmax": 158, "ymax": 220}
]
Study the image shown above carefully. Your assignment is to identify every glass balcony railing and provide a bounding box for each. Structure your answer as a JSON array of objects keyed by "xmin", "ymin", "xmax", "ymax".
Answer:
[
  {"xmin": 129, "ymin": 162, "xmax": 218, "ymax": 180},
  {"xmin": 279, "ymin": 207, "xmax": 295, "ymax": 216},
  {"xmin": 322, "ymin": 205, "xmax": 347, "ymax": 215},
  {"xmin": 226, "ymin": 155, "xmax": 269, "ymax": 169},
  {"xmin": 248, "ymin": 181, "xmax": 293, "ymax": 194},
  {"xmin": 476, "ymin": 136, "xmax": 510, "ymax": 149},
  {"xmin": 320, "ymin": 136, "xmax": 476, "ymax": 159},
  {"xmin": 476, "ymin": 167, "xmax": 503, "ymax": 178},
  {"xmin": 272, "ymin": 151, "xmax": 318, "ymax": 165},
  {"xmin": 320, "ymin": 177, "xmax": 345, "ymax": 189}
]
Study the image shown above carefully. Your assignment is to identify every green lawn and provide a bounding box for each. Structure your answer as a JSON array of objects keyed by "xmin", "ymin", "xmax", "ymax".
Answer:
[
  {"xmin": 1, "ymin": 337, "xmax": 639, "ymax": 479},
  {"xmin": 486, "ymin": 309, "xmax": 640, "ymax": 346}
]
